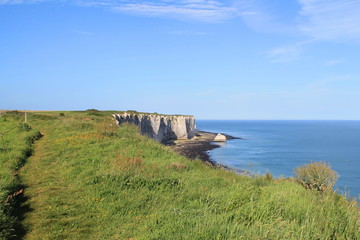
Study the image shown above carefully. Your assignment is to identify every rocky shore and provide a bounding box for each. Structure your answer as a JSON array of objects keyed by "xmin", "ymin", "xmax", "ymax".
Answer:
[
  {"xmin": 168, "ymin": 130, "xmax": 242, "ymax": 167},
  {"xmin": 113, "ymin": 112, "xmax": 246, "ymax": 173}
]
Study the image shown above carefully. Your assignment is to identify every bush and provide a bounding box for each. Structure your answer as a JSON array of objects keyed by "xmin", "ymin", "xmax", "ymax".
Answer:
[
  {"xmin": 294, "ymin": 161, "xmax": 338, "ymax": 192},
  {"xmin": 126, "ymin": 110, "xmax": 138, "ymax": 115},
  {"xmin": 86, "ymin": 109, "xmax": 101, "ymax": 116},
  {"xmin": 59, "ymin": 113, "xmax": 65, "ymax": 117},
  {"xmin": 86, "ymin": 109, "xmax": 99, "ymax": 112}
]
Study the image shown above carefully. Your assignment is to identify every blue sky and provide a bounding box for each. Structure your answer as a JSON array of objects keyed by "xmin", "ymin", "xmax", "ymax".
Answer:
[{"xmin": 1, "ymin": 0, "xmax": 360, "ymax": 119}]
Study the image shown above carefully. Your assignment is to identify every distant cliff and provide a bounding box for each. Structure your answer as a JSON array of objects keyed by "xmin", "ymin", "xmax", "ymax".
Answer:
[{"xmin": 113, "ymin": 112, "xmax": 196, "ymax": 143}]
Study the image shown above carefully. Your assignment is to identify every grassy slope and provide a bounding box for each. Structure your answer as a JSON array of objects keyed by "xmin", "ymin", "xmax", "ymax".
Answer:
[
  {"xmin": 0, "ymin": 112, "xmax": 41, "ymax": 239},
  {"xmin": 1, "ymin": 111, "xmax": 359, "ymax": 239}
]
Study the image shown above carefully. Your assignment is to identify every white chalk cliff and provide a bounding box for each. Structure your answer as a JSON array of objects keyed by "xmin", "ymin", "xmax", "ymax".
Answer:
[{"xmin": 113, "ymin": 113, "xmax": 196, "ymax": 143}]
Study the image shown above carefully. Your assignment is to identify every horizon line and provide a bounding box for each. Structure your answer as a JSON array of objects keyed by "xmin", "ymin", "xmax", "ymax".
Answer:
[{"xmin": 1, "ymin": 110, "xmax": 359, "ymax": 121}]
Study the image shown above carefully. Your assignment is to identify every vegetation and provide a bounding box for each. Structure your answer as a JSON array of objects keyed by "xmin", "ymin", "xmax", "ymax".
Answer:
[
  {"xmin": 123, "ymin": 110, "xmax": 193, "ymax": 117},
  {"xmin": 0, "ymin": 111, "xmax": 41, "ymax": 239},
  {"xmin": 0, "ymin": 111, "xmax": 359, "ymax": 239},
  {"xmin": 294, "ymin": 161, "xmax": 339, "ymax": 192}
]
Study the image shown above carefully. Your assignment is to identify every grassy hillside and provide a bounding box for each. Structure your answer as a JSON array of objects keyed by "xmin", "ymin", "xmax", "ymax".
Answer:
[
  {"xmin": 0, "ymin": 112, "xmax": 41, "ymax": 239},
  {"xmin": 0, "ymin": 111, "xmax": 359, "ymax": 239}
]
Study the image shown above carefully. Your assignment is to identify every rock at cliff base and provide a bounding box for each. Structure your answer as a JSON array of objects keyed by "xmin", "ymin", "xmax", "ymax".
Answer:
[{"xmin": 214, "ymin": 133, "xmax": 226, "ymax": 142}]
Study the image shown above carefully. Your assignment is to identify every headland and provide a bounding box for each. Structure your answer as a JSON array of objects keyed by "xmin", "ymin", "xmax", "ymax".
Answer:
[{"xmin": 169, "ymin": 130, "xmax": 242, "ymax": 164}]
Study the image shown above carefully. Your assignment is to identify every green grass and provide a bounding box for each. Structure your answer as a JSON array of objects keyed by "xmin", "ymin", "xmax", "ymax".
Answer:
[
  {"xmin": 0, "ymin": 111, "xmax": 41, "ymax": 239},
  {"xmin": 1, "ymin": 111, "xmax": 359, "ymax": 239},
  {"xmin": 114, "ymin": 109, "xmax": 193, "ymax": 117}
]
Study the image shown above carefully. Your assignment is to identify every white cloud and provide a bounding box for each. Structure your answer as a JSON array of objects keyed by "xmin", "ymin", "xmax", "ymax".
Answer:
[
  {"xmin": 0, "ymin": 0, "xmax": 59, "ymax": 4},
  {"xmin": 324, "ymin": 58, "xmax": 345, "ymax": 67},
  {"xmin": 235, "ymin": 0, "xmax": 360, "ymax": 42},
  {"xmin": 265, "ymin": 40, "xmax": 315, "ymax": 63},
  {"xmin": 308, "ymin": 74, "xmax": 358, "ymax": 89},
  {"xmin": 237, "ymin": 0, "xmax": 360, "ymax": 63},
  {"xmin": 0, "ymin": 0, "xmax": 237, "ymax": 22},
  {"xmin": 3, "ymin": 0, "xmax": 360, "ymax": 41},
  {"xmin": 0, "ymin": 0, "xmax": 35, "ymax": 3},
  {"xmin": 299, "ymin": 0, "xmax": 360, "ymax": 42},
  {"xmin": 234, "ymin": 0, "xmax": 300, "ymax": 35},
  {"xmin": 266, "ymin": 45, "xmax": 302, "ymax": 63},
  {"xmin": 81, "ymin": 0, "xmax": 237, "ymax": 22}
]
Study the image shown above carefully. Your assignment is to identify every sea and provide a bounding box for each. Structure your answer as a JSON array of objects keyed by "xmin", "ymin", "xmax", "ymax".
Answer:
[{"xmin": 196, "ymin": 120, "xmax": 360, "ymax": 200}]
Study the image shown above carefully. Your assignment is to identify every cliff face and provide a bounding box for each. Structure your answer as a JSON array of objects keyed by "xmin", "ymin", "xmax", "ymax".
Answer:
[{"xmin": 113, "ymin": 113, "xmax": 196, "ymax": 143}]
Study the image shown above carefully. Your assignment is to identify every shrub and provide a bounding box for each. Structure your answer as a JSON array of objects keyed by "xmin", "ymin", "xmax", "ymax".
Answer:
[
  {"xmin": 86, "ymin": 109, "xmax": 101, "ymax": 116},
  {"xmin": 59, "ymin": 113, "xmax": 65, "ymax": 117},
  {"xmin": 126, "ymin": 110, "xmax": 138, "ymax": 115},
  {"xmin": 86, "ymin": 109, "xmax": 99, "ymax": 112},
  {"xmin": 294, "ymin": 161, "xmax": 338, "ymax": 192}
]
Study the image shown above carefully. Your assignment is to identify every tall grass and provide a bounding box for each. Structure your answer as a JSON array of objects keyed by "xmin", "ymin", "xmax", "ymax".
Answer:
[
  {"xmin": 0, "ymin": 112, "xmax": 41, "ymax": 239},
  {"xmin": 1, "ymin": 111, "xmax": 359, "ymax": 239}
]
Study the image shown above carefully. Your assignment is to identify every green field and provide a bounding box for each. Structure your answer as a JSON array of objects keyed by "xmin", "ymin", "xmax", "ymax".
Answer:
[{"xmin": 0, "ymin": 111, "xmax": 359, "ymax": 239}]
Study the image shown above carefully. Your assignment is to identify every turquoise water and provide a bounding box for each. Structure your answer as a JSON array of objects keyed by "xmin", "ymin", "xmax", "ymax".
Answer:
[{"xmin": 196, "ymin": 120, "xmax": 360, "ymax": 200}]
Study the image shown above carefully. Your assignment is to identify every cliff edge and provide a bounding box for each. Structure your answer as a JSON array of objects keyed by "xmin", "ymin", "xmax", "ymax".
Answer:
[{"xmin": 113, "ymin": 112, "xmax": 196, "ymax": 143}]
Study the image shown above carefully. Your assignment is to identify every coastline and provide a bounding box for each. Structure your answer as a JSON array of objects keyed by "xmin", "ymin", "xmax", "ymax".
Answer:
[{"xmin": 169, "ymin": 130, "xmax": 247, "ymax": 174}]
